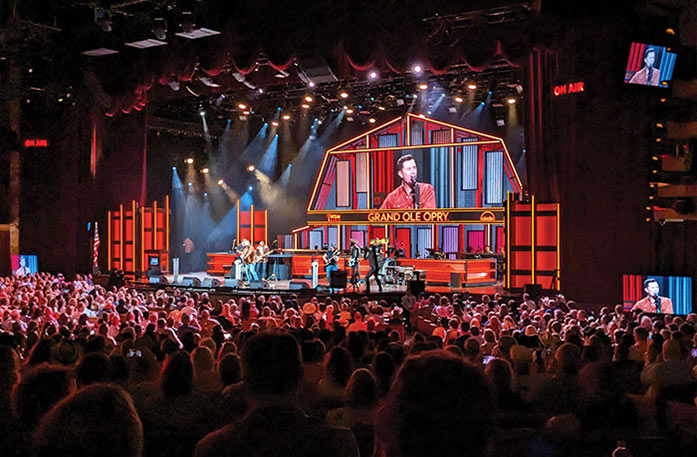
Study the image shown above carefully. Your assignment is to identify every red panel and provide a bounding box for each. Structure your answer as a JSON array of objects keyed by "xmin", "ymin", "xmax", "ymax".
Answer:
[
  {"xmin": 536, "ymin": 215, "xmax": 557, "ymax": 246},
  {"xmin": 254, "ymin": 228, "xmax": 266, "ymax": 243},
  {"xmin": 372, "ymin": 226, "xmax": 386, "ymax": 240},
  {"xmin": 240, "ymin": 212, "xmax": 251, "ymax": 225},
  {"xmin": 536, "ymin": 251, "xmax": 557, "ymax": 271},
  {"xmin": 512, "ymin": 251, "xmax": 531, "ymax": 271},
  {"xmin": 395, "ymin": 228, "xmax": 411, "ymax": 258},
  {"xmin": 513, "ymin": 216, "xmax": 532, "ymax": 246},
  {"xmin": 513, "ymin": 275, "xmax": 532, "ymax": 288},
  {"xmin": 239, "ymin": 227, "xmax": 251, "ymax": 241}
]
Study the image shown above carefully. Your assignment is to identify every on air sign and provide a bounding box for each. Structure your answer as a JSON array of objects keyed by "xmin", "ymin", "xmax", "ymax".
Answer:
[
  {"xmin": 553, "ymin": 81, "xmax": 585, "ymax": 97},
  {"xmin": 24, "ymin": 139, "xmax": 48, "ymax": 147}
]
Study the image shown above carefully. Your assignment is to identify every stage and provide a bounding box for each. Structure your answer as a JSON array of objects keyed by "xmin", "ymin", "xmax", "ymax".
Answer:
[{"xmin": 157, "ymin": 270, "xmax": 504, "ymax": 296}]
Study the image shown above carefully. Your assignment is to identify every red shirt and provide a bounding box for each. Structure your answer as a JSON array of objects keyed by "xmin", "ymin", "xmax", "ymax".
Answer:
[{"xmin": 380, "ymin": 182, "xmax": 436, "ymax": 209}]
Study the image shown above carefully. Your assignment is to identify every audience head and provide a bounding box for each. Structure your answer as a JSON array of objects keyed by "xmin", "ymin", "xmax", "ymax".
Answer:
[
  {"xmin": 160, "ymin": 351, "xmax": 193, "ymax": 397},
  {"xmin": 218, "ymin": 353, "xmax": 242, "ymax": 387},
  {"xmin": 345, "ymin": 368, "xmax": 378, "ymax": 410},
  {"xmin": 242, "ymin": 333, "xmax": 302, "ymax": 400},
  {"xmin": 12, "ymin": 364, "xmax": 76, "ymax": 429},
  {"xmin": 32, "ymin": 383, "xmax": 142, "ymax": 457},
  {"xmin": 377, "ymin": 350, "xmax": 494, "ymax": 457}
]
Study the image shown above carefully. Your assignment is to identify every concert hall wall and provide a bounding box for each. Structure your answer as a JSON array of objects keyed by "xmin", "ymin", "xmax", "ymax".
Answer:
[{"xmin": 526, "ymin": 8, "xmax": 697, "ymax": 306}]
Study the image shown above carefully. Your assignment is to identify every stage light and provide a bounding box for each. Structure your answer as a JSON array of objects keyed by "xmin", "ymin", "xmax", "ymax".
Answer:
[
  {"xmin": 199, "ymin": 109, "xmax": 206, "ymax": 117},
  {"xmin": 217, "ymin": 179, "xmax": 224, "ymax": 185},
  {"xmin": 417, "ymin": 83, "xmax": 428, "ymax": 90},
  {"xmin": 188, "ymin": 182, "xmax": 193, "ymax": 186},
  {"xmin": 237, "ymin": 102, "xmax": 248, "ymax": 110},
  {"xmin": 656, "ymin": 122, "xmax": 664, "ymax": 128},
  {"xmin": 412, "ymin": 64, "xmax": 423, "ymax": 74},
  {"xmin": 468, "ymin": 83, "xmax": 477, "ymax": 90},
  {"xmin": 271, "ymin": 120, "xmax": 279, "ymax": 127},
  {"xmin": 304, "ymin": 95, "xmax": 314, "ymax": 103},
  {"xmin": 185, "ymin": 158, "xmax": 194, "ymax": 164},
  {"xmin": 345, "ymin": 108, "xmax": 354, "ymax": 114},
  {"xmin": 368, "ymin": 117, "xmax": 376, "ymax": 124},
  {"xmin": 172, "ymin": 166, "xmax": 177, "ymax": 170},
  {"xmin": 248, "ymin": 186, "xmax": 253, "ymax": 191},
  {"xmin": 203, "ymin": 192, "xmax": 208, "ymax": 197},
  {"xmin": 507, "ymin": 98, "xmax": 516, "ymax": 104},
  {"xmin": 201, "ymin": 167, "xmax": 209, "ymax": 174},
  {"xmin": 377, "ymin": 106, "xmax": 385, "ymax": 111},
  {"xmin": 655, "ymin": 138, "xmax": 662, "ymax": 142},
  {"xmin": 645, "ymin": 217, "xmax": 652, "ymax": 222},
  {"xmin": 652, "ymin": 155, "xmax": 660, "ymax": 161},
  {"xmin": 660, "ymin": 98, "xmax": 667, "ymax": 103},
  {"xmin": 666, "ymin": 27, "xmax": 676, "ymax": 35},
  {"xmin": 301, "ymin": 103, "xmax": 310, "ymax": 109},
  {"xmin": 242, "ymin": 111, "xmax": 250, "ymax": 115},
  {"xmin": 369, "ymin": 70, "xmax": 378, "ymax": 80},
  {"xmin": 339, "ymin": 90, "xmax": 349, "ymax": 99},
  {"xmin": 282, "ymin": 114, "xmax": 291, "ymax": 121},
  {"xmin": 247, "ymin": 165, "xmax": 255, "ymax": 172},
  {"xmin": 308, "ymin": 81, "xmax": 315, "ymax": 88},
  {"xmin": 649, "ymin": 195, "xmax": 655, "ymax": 200},
  {"xmin": 454, "ymin": 96, "xmax": 464, "ymax": 103}
]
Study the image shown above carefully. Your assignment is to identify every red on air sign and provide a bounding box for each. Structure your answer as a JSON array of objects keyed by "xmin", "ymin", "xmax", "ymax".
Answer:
[
  {"xmin": 24, "ymin": 139, "xmax": 49, "ymax": 147},
  {"xmin": 553, "ymin": 81, "xmax": 585, "ymax": 97}
]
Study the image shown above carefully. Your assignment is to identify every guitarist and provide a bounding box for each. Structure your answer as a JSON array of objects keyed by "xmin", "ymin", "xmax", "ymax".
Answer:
[
  {"xmin": 348, "ymin": 240, "xmax": 361, "ymax": 290},
  {"xmin": 323, "ymin": 244, "xmax": 339, "ymax": 293},
  {"xmin": 255, "ymin": 241, "xmax": 270, "ymax": 280},
  {"xmin": 241, "ymin": 241, "xmax": 259, "ymax": 281}
]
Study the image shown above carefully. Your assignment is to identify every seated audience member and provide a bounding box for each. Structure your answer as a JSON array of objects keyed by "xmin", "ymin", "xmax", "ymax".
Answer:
[
  {"xmin": 76, "ymin": 352, "xmax": 111, "ymax": 387},
  {"xmin": 217, "ymin": 353, "xmax": 241, "ymax": 388},
  {"xmin": 141, "ymin": 351, "xmax": 212, "ymax": 457},
  {"xmin": 372, "ymin": 351, "xmax": 396, "ymax": 399},
  {"xmin": 318, "ymin": 346, "xmax": 354, "ymax": 411},
  {"xmin": 32, "ymin": 383, "xmax": 143, "ymax": 457},
  {"xmin": 641, "ymin": 339, "xmax": 696, "ymax": 395},
  {"xmin": 11, "ymin": 364, "xmax": 76, "ymax": 456},
  {"xmin": 529, "ymin": 343, "xmax": 582, "ymax": 415},
  {"xmin": 191, "ymin": 346, "xmax": 223, "ymax": 393},
  {"xmin": 485, "ymin": 358, "xmax": 526, "ymax": 413},
  {"xmin": 195, "ymin": 333, "xmax": 359, "ymax": 457},
  {"xmin": 0, "ymin": 346, "xmax": 20, "ymax": 457},
  {"xmin": 375, "ymin": 350, "xmax": 494, "ymax": 457},
  {"xmin": 327, "ymin": 368, "xmax": 379, "ymax": 457}
]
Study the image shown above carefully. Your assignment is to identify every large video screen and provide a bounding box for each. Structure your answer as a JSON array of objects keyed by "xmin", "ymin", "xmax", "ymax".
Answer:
[
  {"xmin": 623, "ymin": 274, "xmax": 692, "ymax": 315},
  {"xmin": 624, "ymin": 42, "xmax": 676, "ymax": 88},
  {"xmin": 11, "ymin": 255, "xmax": 38, "ymax": 276}
]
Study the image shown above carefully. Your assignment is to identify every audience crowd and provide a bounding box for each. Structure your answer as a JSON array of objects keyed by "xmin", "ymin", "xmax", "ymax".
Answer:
[{"xmin": 2, "ymin": 271, "xmax": 697, "ymax": 457}]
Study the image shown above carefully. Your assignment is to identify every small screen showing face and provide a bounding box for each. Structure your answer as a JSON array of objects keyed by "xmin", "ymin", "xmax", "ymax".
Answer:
[{"xmin": 624, "ymin": 42, "xmax": 677, "ymax": 88}]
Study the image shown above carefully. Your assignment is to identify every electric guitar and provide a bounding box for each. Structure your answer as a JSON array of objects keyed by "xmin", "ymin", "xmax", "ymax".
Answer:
[{"xmin": 323, "ymin": 251, "xmax": 340, "ymax": 267}]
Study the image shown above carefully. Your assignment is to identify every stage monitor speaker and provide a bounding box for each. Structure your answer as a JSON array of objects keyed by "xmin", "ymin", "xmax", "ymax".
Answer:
[
  {"xmin": 249, "ymin": 280, "xmax": 270, "ymax": 290},
  {"xmin": 524, "ymin": 284, "xmax": 543, "ymax": 300},
  {"xmin": 224, "ymin": 279, "xmax": 240, "ymax": 288},
  {"xmin": 201, "ymin": 277, "xmax": 221, "ymax": 288},
  {"xmin": 180, "ymin": 277, "xmax": 201, "ymax": 287},
  {"xmin": 330, "ymin": 270, "xmax": 348, "ymax": 289},
  {"xmin": 289, "ymin": 281, "xmax": 310, "ymax": 290},
  {"xmin": 409, "ymin": 280, "xmax": 426, "ymax": 296}
]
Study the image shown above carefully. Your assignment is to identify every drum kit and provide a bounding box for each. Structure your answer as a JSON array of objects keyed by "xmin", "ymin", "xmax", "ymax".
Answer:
[{"xmin": 367, "ymin": 237, "xmax": 415, "ymax": 285}]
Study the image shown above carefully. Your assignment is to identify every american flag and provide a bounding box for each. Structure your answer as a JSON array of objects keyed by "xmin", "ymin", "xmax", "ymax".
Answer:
[{"xmin": 93, "ymin": 222, "xmax": 100, "ymax": 268}]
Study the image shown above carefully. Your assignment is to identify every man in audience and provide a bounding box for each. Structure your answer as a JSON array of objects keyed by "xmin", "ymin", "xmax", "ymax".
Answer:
[{"xmin": 195, "ymin": 333, "xmax": 359, "ymax": 457}]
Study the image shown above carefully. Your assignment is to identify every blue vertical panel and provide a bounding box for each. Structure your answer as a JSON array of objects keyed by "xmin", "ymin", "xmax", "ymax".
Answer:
[
  {"xmin": 441, "ymin": 226, "xmax": 458, "ymax": 259},
  {"xmin": 378, "ymin": 133, "xmax": 398, "ymax": 148},
  {"xmin": 485, "ymin": 150, "xmax": 503, "ymax": 205},
  {"xmin": 282, "ymin": 235, "xmax": 293, "ymax": 248},
  {"xmin": 416, "ymin": 227, "xmax": 432, "ymax": 259},
  {"xmin": 461, "ymin": 138, "xmax": 478, "ymax": 190},
  {"xmin": 666, "ymin": 276, "xmax": 692, "ymax": 315},
  {"xmin": 309, "ymin": 230, "xmax": 323, "ymax": 250},
  {"xmin": 411, "ymin": 120, "xmax": 424, "ymax": 145},
  {"xmin": 327, "ymin": 226, "xmax": 338, "ymax": 248},
  {"xmin": 357, "ymin": 193, "xmax": 368, "ymax": 209}
]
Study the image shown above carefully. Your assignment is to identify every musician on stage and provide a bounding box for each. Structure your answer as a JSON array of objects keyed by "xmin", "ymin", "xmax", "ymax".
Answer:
[
  {"xmin": 349, "ymin": 240, "xmax": 361, "ymax": 289},
  {"xmin": 364, "ymin": 241, "xmax": 383, "ymax": 294},
  {"xmin": 241, "ymin": 240, "xmax": 259, "ymax": 281},
  {"xmin": 256, "ymin": 241, "xmax": 270, "ymax": 280},
  {"xmin": 323, "ymin": 244, "xmax": 339, "ymax": 293}
]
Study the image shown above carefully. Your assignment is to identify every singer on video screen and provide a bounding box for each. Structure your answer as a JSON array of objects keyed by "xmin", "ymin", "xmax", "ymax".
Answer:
[
  {"xmin": 380, "ymin": 154, "xmax": 436, "ymax": 209},
  {"xmin": 632, "ymin": 278, "xmax": 674, "ymax": 314}
]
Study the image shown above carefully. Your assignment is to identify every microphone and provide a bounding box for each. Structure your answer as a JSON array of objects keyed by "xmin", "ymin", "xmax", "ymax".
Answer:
[
  {"xmin": 413, "ymin": 182, "xmax": 420, "ymax": 209},
  {"xmin": 655, "ymin": 295, "xmax": 662, "ymax": 313}
]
